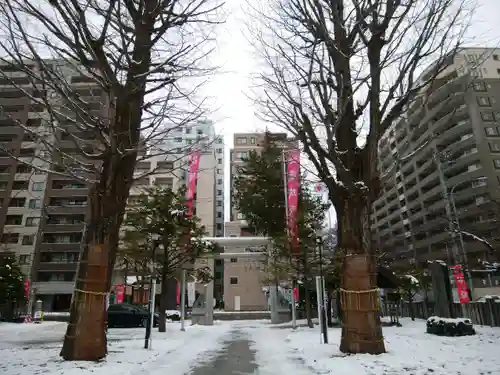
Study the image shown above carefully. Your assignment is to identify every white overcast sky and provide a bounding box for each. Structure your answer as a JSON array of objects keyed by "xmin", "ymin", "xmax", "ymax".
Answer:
[{"xmin": 212, "ymin": 0, "xmax": 500, "ymax": 223}]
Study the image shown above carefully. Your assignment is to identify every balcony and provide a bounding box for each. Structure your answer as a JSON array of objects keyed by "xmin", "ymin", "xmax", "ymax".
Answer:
[
  {"xmin": 31, "ymin": 281, "xmax": 75, "ymax": 294},
  {"xmin": 41, "ymin": 233, "xmax": 83, "ymax": 251},
  {"xmin": 44, "ymin": 215, "xmax": 85, "ymax": 232},
  {"xmin": 50, "ymin": 180, "xmax": 88, "ymax": 197},
  {"xmin": 47, "ymin": 198, "xmax": 87, "ymax": 214},
  {"xmin": 37, "ymin": 261, "xmax": 78, "ymax": 272}
]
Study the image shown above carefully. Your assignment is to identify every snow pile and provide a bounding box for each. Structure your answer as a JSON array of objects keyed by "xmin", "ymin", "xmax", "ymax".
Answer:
[
  {"xmin": 404, "ymin": 274, "xmax": 419, "ymax": 285},
  {"xmin": 245, "ymin": 318, "xmax": 500, "ymax": 375},
  {"xmin": 427, "ymin": 316, "xmax": 471, "ymax": 324},
  {"xmin": 1, "ymin": 321, "xmax": 233, "ymax": 375}
]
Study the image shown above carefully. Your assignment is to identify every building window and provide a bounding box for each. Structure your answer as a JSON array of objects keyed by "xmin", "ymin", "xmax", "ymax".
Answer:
[
  {"xmin": 217, "ymin": 189, "xmax": 222, "ymax": 196},
  {"xmin": 217, "ymin": 137, "xmax": 223, "ymax": 144},
  {"xmin": 174, "ymin": 137, "xmax": 182, "ymax": 143},
  {"xmin": 28, "ymin": 199, "xmax": 41, "ymax": 209},
  {"xmin": 216, "ymin": 223, "xmax": 223, "ymax": 230},
  {"xmin": 217, "ymin": 211, "xmax": 222, "ymax": 218},
  {"xmin": 481, "ymin": 112, "xmax": 495, "ymax": 122},
  {"xmin": 19, "ymin": 254, "xmax": 30, "ymax": 264},
  {"xmin": 25, "ymin": 217, "xmax": 40, "ymax": 227},
  {"xmin": 32, "ymin": 182, "xmax": 44, "ymax": 191},
  {"xmin": 472, "ymin": 81, "xmax": 487, "ymax": 92},
  {"xmin": 489, "ymin": 143, "xmax": 500, "ymax": 152},
  {"xmin": 217, "ymin": 158, "xmax": 222, "ymax": 164},
  {"xmin": 494, "ymin": 54, "xmax": 499, "ymax": 61},
  {"xmin": 485, "ymin": 127, "xmax": 498, "ymax": 136},
  {"xmin": 216, "ymin": 148, "xmax": 223, "ymax": 153},
  {"xmin": 236, "ymin": 151, "xmax": 248, "ymax": 160},
  {"xmin": 237, "ymin": 212, "xmax": 244, "ymax": 220},
  {"xmin": 22, "ymin": 235, "xmax": 34, "ymax": 245},
  {"xmin": 217, "ymin": 179, "xmax": 223, "ymax": 184},
  {"xmin": 1, "ymin": 233, "xmax": 19, "ymax": 244},
  {"xmin": 197, "ymin": 129, "xmax": 203, "ymax": 135},
  {"xmin": 230, "ymin": 258, "xmax": 237, "ymax": 263},
  {"xmin": 494, "ymin": 160, "xmax": 500, "ymax": 169},
  {"xmin": 185, "ymin": 127, "xmax": 192, "ymax": 134},
  {"xmin": 230, "ymin": 277, "xmax": 238, "ymax": 285},
  {"xmin": 217, "ymin": 200, "xmax": 222, "ymax": 207},
  {"xmin": 216, "ymin": 168, "xmax": 222, "ymax": 174},
  {"xmin": 236, "ymin": 137, "xmax": 247, "ymax": 145},
  {"xmin": 250, "ymin": 137, "xmax": 256, "ymax": 144},
  {"xmin": 477, "ymin": 96, "xmax": 492, "ymax": 107}
]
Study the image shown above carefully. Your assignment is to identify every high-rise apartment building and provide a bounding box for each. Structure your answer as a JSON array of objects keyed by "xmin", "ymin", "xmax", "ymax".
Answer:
[
  {"xmin": 158, "ymin": 119, "xmax": 225, "ymax": 237},
  {"xmin": 372, "ymin": 47, "xmax": 500, "ymax": 267},
  {"xmin": 156, "ymin": 119, "xmax": 225, "ymax": 303},
  {"xmin": 0, "ymin": 61, "xmax": 223, "ymax": 311}
]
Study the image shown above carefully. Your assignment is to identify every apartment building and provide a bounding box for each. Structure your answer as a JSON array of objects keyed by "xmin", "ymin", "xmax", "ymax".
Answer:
[
  {"xmin": 223, "ymin": 132, "xmax": 297, "ymax": 310},
  {"xmin": 158, "ymin": 119, "xmax": 225, "ymax": 237},
  {"xmin": 0, "ymin": 61, "xmax": 222, "ymax": 311},
  {"xmin": 372, "ymin": 48, "xmax": 500, "ymax": 272},
  {"xmin": 156, "ymin": 119, "xmax": 225, "ymax": 302}
]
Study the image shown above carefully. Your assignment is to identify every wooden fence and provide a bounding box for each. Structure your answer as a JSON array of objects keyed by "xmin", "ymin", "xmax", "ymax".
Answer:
[{"xmin": 382, "ymin": 300, "xmax": 500, "ymax": 327}]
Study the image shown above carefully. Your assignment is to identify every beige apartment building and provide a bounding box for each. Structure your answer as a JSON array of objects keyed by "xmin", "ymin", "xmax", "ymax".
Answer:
[{"xmin": 223, "ymin": 132, "xmax": 297, "ymax": 311}]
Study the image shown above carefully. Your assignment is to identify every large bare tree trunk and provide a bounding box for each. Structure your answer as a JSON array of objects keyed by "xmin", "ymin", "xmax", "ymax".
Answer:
[
  {"xmin": 338, "ymin": 199, "xmax": 385, "ymax": 355},
  {"xmin": 60, "ymin": 153, "xmax": 137, "ymax": 361}
]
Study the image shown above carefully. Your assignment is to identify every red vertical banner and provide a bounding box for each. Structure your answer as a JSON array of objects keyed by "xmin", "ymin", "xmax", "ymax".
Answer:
[
  {"xmin": 185, "ymin": 150, "xmax": 201, "ymax": 218},
  {"xmin": 451, "ymin": 265, "xmax": 470, "ymax": 304},
  {"xmin": 286, "ymin": 149, "xmax": 300, "ymax": 253},
  {"xmin": 176, "ymin": 280, "xmax": 181, "ymax": 305},
  {"xmin": 23, "ymin": 280, "xmax": 30, "ymax": 298},
  {"xmin": 115, "ymin": 284, "xmax": 125, "ymax": 304},
  {"xmin": 293, "ymin": 287, "xmax": 299, "ymax": 301}
]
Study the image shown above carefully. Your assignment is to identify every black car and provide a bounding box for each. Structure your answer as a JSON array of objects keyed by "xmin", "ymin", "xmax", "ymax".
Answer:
[{"xmin": 107, "ymin": 303, "xmax": 159, "ymax": 328}]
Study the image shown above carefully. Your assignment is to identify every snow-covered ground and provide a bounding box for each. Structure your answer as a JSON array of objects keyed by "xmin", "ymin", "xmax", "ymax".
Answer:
[
  {"xmin": 245, "ymin": 318, "xmax": 500, "ymax": 375},
  {"xmin": 0, "ymin": 321, "xmax": 233, "ymax": 375},
  {"xmin": 2, "ymin": 318, "xmax": 500, "ymax": 375}
]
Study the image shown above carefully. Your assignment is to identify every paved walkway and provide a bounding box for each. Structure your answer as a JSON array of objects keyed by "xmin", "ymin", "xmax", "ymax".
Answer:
[{"xmin": 188, "ymin": 328, "xmax": 258, "ymax": 375}]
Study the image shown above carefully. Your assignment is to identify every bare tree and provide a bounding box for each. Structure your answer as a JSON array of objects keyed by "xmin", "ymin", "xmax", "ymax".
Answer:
[
  {"xmin": 0, "ymin": 0, "xmax": 222, "ymax": 360},
  {"xmin": 249, "ymin": 0, "xmax": 471, "ymax": 354}
]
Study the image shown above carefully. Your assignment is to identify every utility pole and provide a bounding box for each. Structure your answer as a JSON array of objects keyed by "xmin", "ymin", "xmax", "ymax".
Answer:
[
  {"xmin": 144, "ymin": 236, "xmax": 159, "ymax": 349},
  {"xmin": 434, "ymin": 152, "xmax": 468, "ymax": 318},
  {"xmin": 316, "ymin": 237, "xmax": 328, "ymax": 344}
]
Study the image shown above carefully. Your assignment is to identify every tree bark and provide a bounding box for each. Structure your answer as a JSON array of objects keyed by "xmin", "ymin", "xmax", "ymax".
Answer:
[
  {"xmin": 304, "ymin": 280, "xmax": 314, "ymax": 328},
  {"xmin": 336, "ymin": 288, "xmax": 343, "ymax": 322},
  {"xmin": 326, "ymin": 290, "xmax": 333, "ymax": 327},
  {"xmin": 408, "ymin": 293, "xmax": 415, "ymax": 321},
  {"xmin": 158, "ymin": 275, "xmax": 169, "ymax": 333},
  {"xmin": 60, "ymin": 151, "xmax": 137, "ymax": 361},
  {"xmin": 338, "ymin": 199, "xmax": 385, "ymax": 355}
]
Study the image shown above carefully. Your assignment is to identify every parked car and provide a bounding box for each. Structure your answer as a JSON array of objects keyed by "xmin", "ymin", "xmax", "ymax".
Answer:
[{"xmin": 107, "ymin": 303, "xmax": 159, "ymax": 328}]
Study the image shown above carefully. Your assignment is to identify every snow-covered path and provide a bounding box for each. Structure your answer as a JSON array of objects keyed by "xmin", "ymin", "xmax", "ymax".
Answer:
[
  {"xmin": 2, "ymin": 318, "xmax": 500, "ymax": 375},
  {"xmin": 244, "ymin": 318, "xmax": 500, "ymax": 375},
  {"xmin": 0, "ymin": 321, "xmax": 233, "ymax": 375}
]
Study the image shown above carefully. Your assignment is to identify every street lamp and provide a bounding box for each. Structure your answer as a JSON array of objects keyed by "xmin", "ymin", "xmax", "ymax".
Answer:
[
  {"xmin": 315, "ymin": 236, "xmax": 328, "ymax": 344},
  {"xmin": 144, "ymin": 233, "xmax": 160, "ymax": 349}
]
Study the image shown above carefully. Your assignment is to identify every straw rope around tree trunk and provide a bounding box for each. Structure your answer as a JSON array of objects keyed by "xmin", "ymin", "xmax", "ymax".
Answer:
[
  {"xmin": 339, "ymin": 254, "xmax": 385, "ymax": 354},
  {"xmin": 62, "ymin": 243, "xmax": 108, "ymax": 360}
]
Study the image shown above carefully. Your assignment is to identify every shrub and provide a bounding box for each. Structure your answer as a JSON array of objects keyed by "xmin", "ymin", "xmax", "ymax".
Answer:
[{"xmin": 426, "ymin": 316, "xmax": 475, "ymax": 336}]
